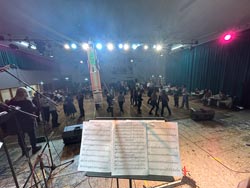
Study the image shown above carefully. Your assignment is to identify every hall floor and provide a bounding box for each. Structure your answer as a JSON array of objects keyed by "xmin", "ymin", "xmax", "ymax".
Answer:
[{"xmin": 0, "ymin": 94, "xmax": 250, "ymax": 188}]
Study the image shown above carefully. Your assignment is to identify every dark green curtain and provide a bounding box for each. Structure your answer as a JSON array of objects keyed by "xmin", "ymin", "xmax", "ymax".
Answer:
[
  {"xmin": 166, "ymin": 29, "xmax": 250, "ymax": 107},
  {"xmin": 0, "ymin": 46, "xmax": 57, "ymax": 71}
]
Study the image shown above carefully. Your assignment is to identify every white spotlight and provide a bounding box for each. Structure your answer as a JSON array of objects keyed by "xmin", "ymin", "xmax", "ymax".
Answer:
[
  {"xmin": 30, "ymin": 45, "xmax": 37, "ymax": 50},
  {"xmin": 144, "ymin": 45, "xmax": 149, "ymax": 50},
  {"xmin": 20, "ymin": 41, "xmax": 29, "ymax": 47},
  {"xmin": 156, "ymin": 44, "xmax": 163, "ymax": 51},
  {"xmin": 107, "ymin": 43, "xmax": 114, "ymax": 51},
  {"xmin": 64, "ymin": 44, "xmax": 70, "ymax": 50},
  {"xmin": 118, "ymin": 43, "xmax": 123, "ymax": 49},
  {"xmin": 80, "ymin": 60, "xmax": 83, "ymax": 64},
  {"xmin": 124, "ymin": 43, "xmax": 130, "ymax": 51},
  {"xmin": 132, "ymin": 44, "xmax": 138, "ymax": 50},
  {"xmin": 71, "ymin": 43, "xmax": 77, "ymax": 49},
  {"xmin": 82, "ymin": 43, "xmax": 89, "ymax": 51},
  {"xmin": 96, "ymin": 43, "xmax": 102, "ymax": 50}
]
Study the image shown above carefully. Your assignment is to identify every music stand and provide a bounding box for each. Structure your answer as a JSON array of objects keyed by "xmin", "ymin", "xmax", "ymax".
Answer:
[{"xmin": 85, "ymin": 117, "xmax": 178, "ymax": 188}]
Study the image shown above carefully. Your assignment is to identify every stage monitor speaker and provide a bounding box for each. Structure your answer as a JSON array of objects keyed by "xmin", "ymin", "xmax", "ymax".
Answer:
[
  {"xmin": 62, "ymin": 124, "xmax": 83, "ymax": 145},
  {"xmin": 190, "ymin": 108, "xmax": 215, "ymax": 121}
]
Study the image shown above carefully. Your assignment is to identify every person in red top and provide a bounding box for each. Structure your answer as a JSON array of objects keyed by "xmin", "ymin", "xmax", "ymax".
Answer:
[{"xmin": 8, "ymin": 87, "xmax": 42, "ymax": 156}]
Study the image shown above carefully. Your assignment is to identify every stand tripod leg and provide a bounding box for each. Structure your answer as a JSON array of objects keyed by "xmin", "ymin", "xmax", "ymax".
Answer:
[
  {"xmin": 1, "ymin": 137, "xmax": 19, "ymax": 188},
  {"xmin": 129, "ymin": 178, "xmax": 132, "ymax": 188},
  {"xmin": 116, "ymin": 178, "xmax": 119, "ymax": 188}
]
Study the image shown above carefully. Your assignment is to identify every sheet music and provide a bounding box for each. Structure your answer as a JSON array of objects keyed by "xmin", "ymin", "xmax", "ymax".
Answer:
[
  {"xmin": 112, "ymin": 120, "xmax": 148, "ymax": 175},
  {"xmin": 147, "ymin": 122, "xmax": 182, "ymax": 176},
  {"xmin": 78, "ymin": 121, "xmax": 113, "ymax": 172},
  {"xmin": 0, "ymin": 142, "xmax": 3, "ymax": 149}
]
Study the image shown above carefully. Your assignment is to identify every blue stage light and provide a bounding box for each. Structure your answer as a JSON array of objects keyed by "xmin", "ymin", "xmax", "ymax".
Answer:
[
  {"xmin": 96, "ymin": 43, "xmax": 103, "ymax": 50},
  {"xmin": 71, "ymin": 43, "xmax": 77, "ymax": 49},
  {"xmin": 118, "ymin": 44, "xmax": 123, "ymax": 49}
]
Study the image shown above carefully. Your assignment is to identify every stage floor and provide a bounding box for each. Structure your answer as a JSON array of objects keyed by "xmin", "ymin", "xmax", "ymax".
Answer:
[{"xmin": 0, "ymin": 94, "xmax": 249, "ymax": 188}]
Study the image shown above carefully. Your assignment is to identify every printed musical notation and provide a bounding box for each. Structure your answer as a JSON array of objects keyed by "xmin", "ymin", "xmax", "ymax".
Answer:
[
  {"xmin": 147, "ymin": 122, "xmax": 182, "ymax": 176},
  {"xmin": 78, "ymin": 120, "xmax": 182, "ymax": 177},
  {"xmin": 78, "ymin": 121, "xmax": 113, "ymax": 172},
  {"xmin": 112, "ymin": 121, "xmax": 148, "ymax": 175}
]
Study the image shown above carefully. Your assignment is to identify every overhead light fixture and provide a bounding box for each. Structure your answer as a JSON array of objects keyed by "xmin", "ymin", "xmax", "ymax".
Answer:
[
  {"xmin": 96, "ymin": 43, "xmax": 102, "ymax": 50},
  {"xmin": 107, "ymin": 43, "xmax": 114, "ymax": 51},
  {"xmin": 124, "ymin": 43, "xmax": 130, "ymax": 51},
  {"xmin": 144, "ymin": 45, "xmax": 149, "ymax": 50},
  {"xmin": 132, "ymin": 44, "xmax": 138, "ymax": 50},
  {"xmin": 64, "ymin": 44, "xmax": 70, "ymax": 50},
  {"xmin": 82, "ymin": 43, "xmax": 89, "ymax": 51},
  {"xmin": 118, "ymin": 44, "xmax": 123, "ymax": 49},
  {"xmin": 30, "ymin": 45, "xmax": 37, "ymax": 50},
  {"xmin": 80, "ymin": 60, "xmax": 84, "ymax": 64},
  {"xmin": 71, "ymin": 43, "xmax": 77, "ymax": 49},
  {"xmin": 156, "ymin": 44, "xmax": 163, "ymax": 51},
  {"xmin": 171, "ymin": 44, "xmax": 184, "ymax": 51},
  {"xmin": 20, "ymin": 41, "xmax": 29, "ymax": 47}
]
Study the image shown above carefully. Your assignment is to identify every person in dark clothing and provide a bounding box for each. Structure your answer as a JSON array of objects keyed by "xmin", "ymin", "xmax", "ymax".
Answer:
[
  {"xmin": 106, "ymin": 93, "xmax": 114, "ymax": 117},
  {"xmin": 76, "ymin": 92, "xmax": 85, "ymax": 117},
  {"xmin": 48, "ymin": 94, "xmax": 60, "ymax": 128},
  {"xmin": 118, "ymin": 91, "xmax": 125, "ymax": 113},
  {"xmin": 181, "ymin": 85, "xmax": 189, "ymax": 109},
  {"xmin": 159, "ymin": 90, "xmax": 171, "ymax": 116},
  {"xmin": 149, "ymin": 90, "xmax": 159, "ymax": 116},
  {"xmin": 130, "ymin": 87, "xmax": 134, "ymax": 105},
  {"xmin": 173, "ymin": 86, "xmax": 181, "ymax": 107},
  {"xmin": 137, "ymin": 90, "xmax": 143, "ymax": 114},
  {"xmin": 8, "ymin": 87, "xmax": 42, "ymax": 156}
]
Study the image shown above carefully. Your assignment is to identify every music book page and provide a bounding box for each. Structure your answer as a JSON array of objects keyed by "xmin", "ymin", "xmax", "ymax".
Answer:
[
  {"xmin": 78, "ymin": 121, "xmax": 113, "ymax": 172},
  {"xmin": 147, "ymin": 122, "xmax": 182, "ymax": 176},
  {"xmin": 111, "ymin": 120, "xmax": 148, "ymax": 175}
]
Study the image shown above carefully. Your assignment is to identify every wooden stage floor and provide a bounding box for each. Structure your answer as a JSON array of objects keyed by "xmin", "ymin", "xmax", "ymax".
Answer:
[{"xmin": 0, "ymin": 94, "xmax": 250, "ymax": 188}]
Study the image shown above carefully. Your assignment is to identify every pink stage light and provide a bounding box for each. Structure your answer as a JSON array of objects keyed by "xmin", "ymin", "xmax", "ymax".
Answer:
[{"xmin": 224, "ymin": 34, "xmax": 232, "ymax": 41}]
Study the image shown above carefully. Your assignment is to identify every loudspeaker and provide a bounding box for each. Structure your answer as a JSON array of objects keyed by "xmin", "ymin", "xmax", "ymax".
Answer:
[
  {"xmin": 62, "ymin": 124, "xmax": 83, "ymax": 145},
  {"xmin": 190, "ymin": 108, "xmax": 215, "ymax": 121}
]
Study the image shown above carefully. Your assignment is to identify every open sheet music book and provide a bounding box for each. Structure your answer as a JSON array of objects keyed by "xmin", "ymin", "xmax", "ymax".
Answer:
[{"xmin": 78, "ymin": 120, "xmax": 182, "ymax": 177}]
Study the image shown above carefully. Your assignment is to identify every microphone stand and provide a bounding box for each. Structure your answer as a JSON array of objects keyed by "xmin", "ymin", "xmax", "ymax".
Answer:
[{"xmin": 1, "ymin": 65, "xmax": 74, "ymax": 186}]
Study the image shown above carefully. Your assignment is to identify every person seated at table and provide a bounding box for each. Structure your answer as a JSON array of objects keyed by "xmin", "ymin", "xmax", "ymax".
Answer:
[
  {"xmin": 211, "ymin": 91, "xmax": 227, "ymax": 107},
  {"xmin": 194, "ymin": 88, "xmax": 200, "ymax": 94},
  {"xmin": 201, "ymin": 89, "xmax": 212, "ymax": 105}
]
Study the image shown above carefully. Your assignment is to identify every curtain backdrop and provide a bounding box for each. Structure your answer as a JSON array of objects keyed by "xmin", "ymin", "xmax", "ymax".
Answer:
[{"xmin": 165, "ymin": 29, "xmax": 250, "ymax": 108}]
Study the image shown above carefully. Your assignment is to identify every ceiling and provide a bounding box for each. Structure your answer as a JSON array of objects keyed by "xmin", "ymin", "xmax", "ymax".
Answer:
[{"xmin": 1, "ymin": 0, "xmax": 250, "ymax": 64}]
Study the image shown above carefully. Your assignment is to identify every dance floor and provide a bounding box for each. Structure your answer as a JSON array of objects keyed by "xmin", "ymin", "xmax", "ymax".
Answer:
[{"xmin": 0, "ymin": 94, "xmax": 249, "ymax": 188}]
